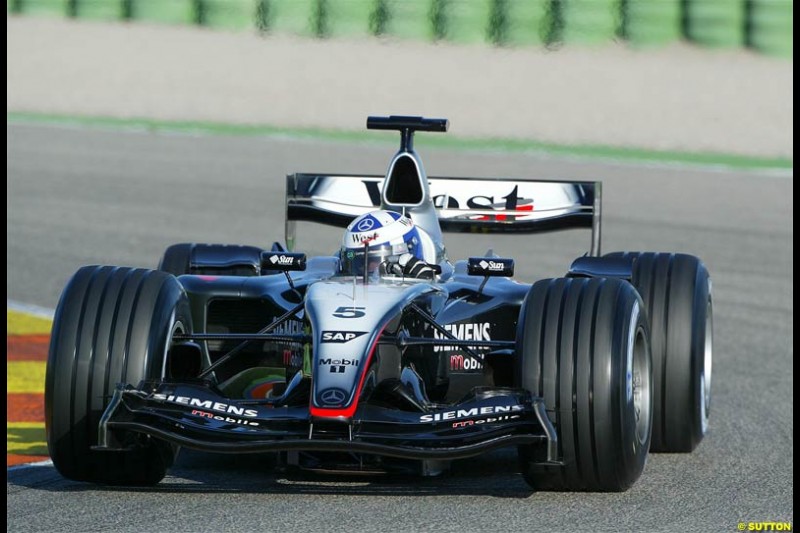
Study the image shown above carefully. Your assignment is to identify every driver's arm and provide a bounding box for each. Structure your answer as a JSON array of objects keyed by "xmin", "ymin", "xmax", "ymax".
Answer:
[{"xmin": 385, "ymin": 253, "xmax": 436, "ymax": 279}]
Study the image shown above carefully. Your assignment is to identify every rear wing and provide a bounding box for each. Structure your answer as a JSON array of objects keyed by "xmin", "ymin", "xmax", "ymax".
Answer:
[{"xmin": 285, "ymin": 174, "xmax": 602, "ymax": 256}]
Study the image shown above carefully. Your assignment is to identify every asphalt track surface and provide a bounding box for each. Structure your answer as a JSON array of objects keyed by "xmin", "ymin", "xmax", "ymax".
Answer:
[{"xmin": 7, "ymin": 123, "xmax": 793, "ymax": 532}]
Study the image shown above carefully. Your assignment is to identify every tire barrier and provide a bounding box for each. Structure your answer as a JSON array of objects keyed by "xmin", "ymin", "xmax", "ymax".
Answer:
[
  {"xmin": 748, "ymin": 0, "xmax": 793, "ymax": 58},
  {"xmin": 7, "ymin": 0, "xmax": 791, "ymax": 57},
  {"xmin": 623, "ymin": 0, "xmax": 682, "ymax": 47},
  {"xmin": 685, "ymin": 0, "xmax": 745, "ymax": 48},
  {"xmin": 130, "ymin": 0, "xmax": 195, "ymax": 25},
  {"xmin": 561, "ymin": 0, "xmax": 619, "ymax": 45}
]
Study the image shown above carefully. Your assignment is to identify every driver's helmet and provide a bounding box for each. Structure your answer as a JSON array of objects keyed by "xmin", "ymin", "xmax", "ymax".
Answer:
[{"xmin": 340, "ymin": 210, "xmax": 422, "ymax": 276}]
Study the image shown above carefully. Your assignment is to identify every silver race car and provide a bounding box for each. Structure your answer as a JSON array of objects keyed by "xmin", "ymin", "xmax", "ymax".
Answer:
[{"xmin": 45, "ymin": 115, "xmax": 713, "ymax": 491}]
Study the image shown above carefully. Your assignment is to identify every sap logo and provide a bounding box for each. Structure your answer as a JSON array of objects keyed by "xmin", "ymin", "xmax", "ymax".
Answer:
[
  {"xmin": 433, "ymin": 322, "xmax": 491, "ymax": 353},
  {"xmin": 321, "ymin": 331, "xmax": 367, "ymax": 343},
  {"xmin": 268, "ymin": 254, "xmax": 294, "ymax": 266}
]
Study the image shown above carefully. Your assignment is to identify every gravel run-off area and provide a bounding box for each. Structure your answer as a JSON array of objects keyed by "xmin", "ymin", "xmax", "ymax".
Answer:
[{"xmin": 6, "ymin": 16, "xmax": 794, "ymax": 158}]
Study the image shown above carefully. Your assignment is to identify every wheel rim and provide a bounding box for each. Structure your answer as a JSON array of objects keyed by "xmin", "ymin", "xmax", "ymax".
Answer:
[
  {"xmin": 700, "ymin": 292, "xmax": 713, "ymax": 435},
  {"xmin": 161, "ymin": 318, "xmax": 186, "ymax": 379},
  {"xmin": 628, "ymin": 302, "xmax": 652, "ymax": 444}
]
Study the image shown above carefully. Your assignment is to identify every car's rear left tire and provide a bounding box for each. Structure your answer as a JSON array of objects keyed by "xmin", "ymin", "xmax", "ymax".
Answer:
[
  {"xmin": 606, "ymin": 252, "xmax": 712, "ymax": 452},
  {"xmin": 45, "ymin": 266, "xmax": 190, "ymax": 485},
  {"xmin": 516, "ymin": 277, "xmax": 653, "ymax": 491}
]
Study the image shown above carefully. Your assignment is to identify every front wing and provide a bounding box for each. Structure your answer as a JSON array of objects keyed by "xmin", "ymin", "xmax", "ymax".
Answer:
[{"xmin": 96, "ymin": 382, "xmax": 559, "ymax": 463}]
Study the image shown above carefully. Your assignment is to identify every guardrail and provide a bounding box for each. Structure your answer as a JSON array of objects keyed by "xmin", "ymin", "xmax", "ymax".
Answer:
[{"xmin": 7, "ymin": 0, "xmax": 793, "ymax": 58}]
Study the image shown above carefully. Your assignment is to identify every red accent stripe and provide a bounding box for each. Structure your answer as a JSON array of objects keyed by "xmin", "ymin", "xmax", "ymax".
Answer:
[
  {"xmin": 7, "ymin": 335, "xmax": 49, "ymax": 361},
  {"xmin": 7, "ymin": 393, "xmax": 45, "ymax": 423},
  {"xmin": 309, "ymin": 324, "xmax": 387, "ymax": 419}
]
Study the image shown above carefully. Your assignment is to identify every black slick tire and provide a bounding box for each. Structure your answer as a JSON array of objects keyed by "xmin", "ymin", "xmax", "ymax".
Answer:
[
  {"xmin": 158, "ymin": 243, "xmax": 193, "ymax": 276},
  {"xmin": 516, "ymin": 277, "xmax": 653, "ymax": 491},
  {"xmin": 45, "ymin": 266, "xmax": 191, "ymax": 485},
  {"xmin": 606, "ymin": 252, "xmax": 713, "ymax": 452}
]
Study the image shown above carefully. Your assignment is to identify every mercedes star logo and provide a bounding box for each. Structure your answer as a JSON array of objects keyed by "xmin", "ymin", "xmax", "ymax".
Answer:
[
  {"xmin": 356, "ymin": 218, "xmax": 375, "ymax": 231},
  {"xmin": 319, "ymin": 388, "xmax": 347, "ymax": 405}
]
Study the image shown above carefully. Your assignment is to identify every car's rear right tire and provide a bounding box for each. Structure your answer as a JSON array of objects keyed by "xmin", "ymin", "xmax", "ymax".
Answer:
[
  {"xmin": 516, "ymin": 277, "xmax": 653, "ymax": 491},
  {"xmin": 158, "ymin": 243, "xmax": 264, "ymax": 276},
  {"xmin": 45, "ymin": 266, "xmax": 189, "ymax": 485}
]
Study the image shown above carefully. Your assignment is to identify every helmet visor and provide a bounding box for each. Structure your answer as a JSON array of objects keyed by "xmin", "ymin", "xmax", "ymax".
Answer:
[{"xmin": 340, "ymin": 243, "xmax": 400, "ymax": 277}]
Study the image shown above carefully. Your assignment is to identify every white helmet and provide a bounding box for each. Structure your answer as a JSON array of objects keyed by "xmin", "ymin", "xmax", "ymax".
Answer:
[{"xmin": 340, "ymin": 210, "xmax": 424, "ymax": 276}]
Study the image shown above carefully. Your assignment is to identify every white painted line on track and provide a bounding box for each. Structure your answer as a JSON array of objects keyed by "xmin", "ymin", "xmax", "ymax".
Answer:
[
  {"xmin": 8, "ymin": 460, "xmax": 54, "ymax": 472},
  {"xmin": 7, "ymin": 300, "xmax": 55, "ymax": 319}
]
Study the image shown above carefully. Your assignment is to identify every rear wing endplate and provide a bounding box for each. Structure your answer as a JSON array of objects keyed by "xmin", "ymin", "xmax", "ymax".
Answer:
[{"xmin": 285, "ymin": 174, "xmax": 602, "ymax": 256}]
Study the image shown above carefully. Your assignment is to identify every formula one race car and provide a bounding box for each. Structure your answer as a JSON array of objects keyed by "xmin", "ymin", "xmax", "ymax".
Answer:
[{"xmin": 45, "ymin": 116, "xmax": 713, "ymax": 491}]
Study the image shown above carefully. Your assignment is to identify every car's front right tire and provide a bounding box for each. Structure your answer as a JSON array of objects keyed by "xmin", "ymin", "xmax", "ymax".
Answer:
[{"xmin": 45, "ymin": 266, "xmax": 189, "ymax": 485}]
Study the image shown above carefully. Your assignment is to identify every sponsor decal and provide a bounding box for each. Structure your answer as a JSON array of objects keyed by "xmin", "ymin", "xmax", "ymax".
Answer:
[
  {"xmin": 351, "ymin": 232, "xmax": 378, "ymax": 244},
  {"xmin": 283, "ymin": 349, "xmax": 303, "ymax": 368},
  {"xmin": 356, "ymin": 217, "xmax": 375, "ymax": 231},
  {"xmin": 268, "ymin": 254, "xmax": 295, "ymax": 266},
  {"xmin": 150, "ymin": 393, "xmax": 259, "ymax": 418},
  {"xmin": 433, "ymin": 322, "xmax": 491, "ymax": 354},
  {"xmin": 478, "ymin": 260, "xmax": 506, "ymax": 271},
  {"xmin": 319, "ymin": 388, "xmax": 347, "ymax": 406},
  {"xmin": 468, "ymin": 257, "xmax": 514, "ymax": 277},
  {"xmin": 191, "ymin": 410, "xmax": 260, "ymax": 427},
  {"xmin": 452, "ymin": 415, "xmax": 521, "ymax": 428},
  {"xmin": 449, "ymin": 353, "xmax": 483, "ymax": 371},
  {"xmin": 321, "ymin": 331, "xmax": 367, "ymax": 343},
  {"xmin": 319, "ymin": 358, "xmax": 359, "ymax": 367},
  {"xmin": 270, "ymin": 320, "xmax": 305, "ymax": 347},
  {"xmin": 360, "ymin": 181, "xmax": 534, "ymax": 220},
  {"xmin": 431, "ymin": 185, "xmax": 534, "ymax": 221},
  {"xmin": 419, "ymin": 404, "xmax": 524, "ymax": 423}
]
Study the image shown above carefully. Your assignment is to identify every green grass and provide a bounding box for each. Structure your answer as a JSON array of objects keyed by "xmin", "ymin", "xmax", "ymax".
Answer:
[{"xmin": 7, "ymin": 111, "xmax": 792, "ymax": 171}]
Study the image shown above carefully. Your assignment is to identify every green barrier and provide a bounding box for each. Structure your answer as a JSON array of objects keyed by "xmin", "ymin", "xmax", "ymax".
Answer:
[
  {"xmin": 74, "ymin": 0, "xmax": 124, "ymax": 21},
  {"xmin": 325, "ymin": 0, "xmax": 374, "ymax": 37},
  {"xmin": 749, "ymin": 0, "xmax": 792, "ymax": 57},
  {"xmin": 561, "ymin": 0, "xmax": 619, "ymax": 45},
  {"xmin": 385, "ymin": 0, "xmax": 432, "ymax": 40},
  {"xmin": 624, "ymin": 0, "xmax": 681, "ymax": 47},
  {"xmin": 201, "ymin": 0, "xmax": 255, "ymax": 31},
  {"xmin": 267, "ymin": 0, "xmax": 316, "ymax": 36},
  {"xmin": 130, "ymin": 0, "xmax": 195, "ymax": 25},
  {"xmin": 685, "ymin": 0, "xmax": 745, "ymax": 48},
  {"xmin": 504, "ymin": 0, "xmax": 548, "ymax": 46},
  {"xmin": 9, "ymin": 0, "xmax": 67, "ymax": 16},
  {"xmin": 446, "ymin": 0, "xmax": 492, "ymax": 44}
]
